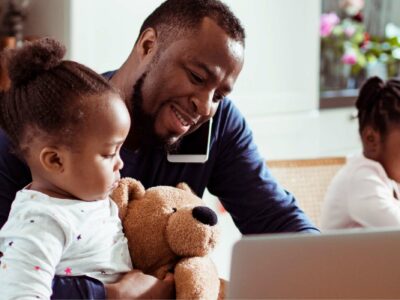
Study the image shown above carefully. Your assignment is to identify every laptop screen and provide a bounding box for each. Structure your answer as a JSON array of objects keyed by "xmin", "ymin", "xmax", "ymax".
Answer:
[{"xmin": 228, "ymin": 228, "xmax": 400, "ymax": 299}]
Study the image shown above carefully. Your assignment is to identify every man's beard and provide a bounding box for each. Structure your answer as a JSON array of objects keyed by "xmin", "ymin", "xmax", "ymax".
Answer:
[{"xmin": 129, "ymin": 72, "xmax": 181, "ymax": 152}]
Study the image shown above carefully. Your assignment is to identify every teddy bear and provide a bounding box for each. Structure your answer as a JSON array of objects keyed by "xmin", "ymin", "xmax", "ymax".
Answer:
[{"xmin": 111, "ymin": 177, "xmax": 222, "ymax": 300}]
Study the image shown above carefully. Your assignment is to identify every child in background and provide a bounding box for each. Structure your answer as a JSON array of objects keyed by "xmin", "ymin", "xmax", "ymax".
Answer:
[
  {"xmin": 0, "ymin": 38, "xmax": 132, "ymax": 299},
  {"xmin": 321, "ymin": 76, "xmax": 400, "ymax": 230}
]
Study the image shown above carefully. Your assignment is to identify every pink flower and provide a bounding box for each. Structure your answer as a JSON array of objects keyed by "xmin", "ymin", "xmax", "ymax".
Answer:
[
  {"xmin": 341, "ymin": 52, "xmax": 357, "ymax": 65},
  {"xmin": 320, "ymin": 13, "xmax": 340, "ymax": 37},
  {"xmin": 344, "ymin": 26, "xmax": 356, "ymax": 37}
]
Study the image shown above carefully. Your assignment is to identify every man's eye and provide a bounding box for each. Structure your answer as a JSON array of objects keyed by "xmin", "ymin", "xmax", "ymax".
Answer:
[
  {"xmin": 190, "ymin": 72, "xmax": 204, "ymax": 84},
  {"xmin": 102, "ymin": 153, "xmax": 116, "ymax": 159},
  {"xmin": 213, "ymin": 93, "xmax": 225, "ymax": 102}
]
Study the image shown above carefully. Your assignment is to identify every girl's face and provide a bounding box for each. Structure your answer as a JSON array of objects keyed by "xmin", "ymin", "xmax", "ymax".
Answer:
[
  {"xmin": 377, "ymin": 126, "xmax": 400, "ymax": 183},
  {"xmin": 61, "ymin": 93, "xmax": 131, "ymax": 201}
]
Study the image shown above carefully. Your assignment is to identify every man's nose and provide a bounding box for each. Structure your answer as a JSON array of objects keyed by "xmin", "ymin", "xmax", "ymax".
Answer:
[{"xmin": 190, "ymin": 91, "xmax": 213, "ymax": 116}]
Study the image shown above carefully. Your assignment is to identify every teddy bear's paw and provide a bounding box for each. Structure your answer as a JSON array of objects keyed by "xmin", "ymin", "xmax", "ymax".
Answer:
[{"xmin": 175, "ymin": 257, "xmax": 220, "ymax": 300}]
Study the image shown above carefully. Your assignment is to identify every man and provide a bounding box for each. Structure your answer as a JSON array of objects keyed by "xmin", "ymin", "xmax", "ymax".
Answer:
[{"xmin": 0, "ymin": 0, "xmax": 318, "ymax": 298}]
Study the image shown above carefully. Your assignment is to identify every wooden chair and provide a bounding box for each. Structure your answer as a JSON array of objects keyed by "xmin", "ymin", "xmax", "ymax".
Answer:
[{"xmin": 267, "ymin": 157, "xmax": 346, "ymax": 228}]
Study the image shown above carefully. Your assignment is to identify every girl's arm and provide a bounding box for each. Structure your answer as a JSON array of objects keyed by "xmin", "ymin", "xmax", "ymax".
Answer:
[{"xmin": 0, "ymin": 211, "xmax": 65, "ymax": 299}]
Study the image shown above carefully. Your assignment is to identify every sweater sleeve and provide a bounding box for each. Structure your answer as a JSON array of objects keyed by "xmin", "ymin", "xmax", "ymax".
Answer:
[
  {"xmin": 0, "ymin": 130, "xmax": 32, "ymax": 228},
  {"xmin": 51, "ymin": 275, "xmax": 106, "ymax": 300},
  {"xmin": 208, "ymin": 100, "xmax": 319, "ymax": 234}
]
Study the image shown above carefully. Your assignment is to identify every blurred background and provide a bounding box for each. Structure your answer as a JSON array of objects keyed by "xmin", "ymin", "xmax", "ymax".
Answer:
[{"xmin": 0, "ymin": 0, "xmax": 398, "ymax": 278}]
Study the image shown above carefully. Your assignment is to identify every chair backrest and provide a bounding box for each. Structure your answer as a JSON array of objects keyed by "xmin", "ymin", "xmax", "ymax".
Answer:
[{"xmin": 267, "ymin": 157, "xmax": 346, "ymax": 228}]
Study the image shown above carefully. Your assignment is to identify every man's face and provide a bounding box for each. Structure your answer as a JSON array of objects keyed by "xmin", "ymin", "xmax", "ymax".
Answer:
[{"xmin": 133, "ymin": 17, "xmax": 244, "ymax": 147}]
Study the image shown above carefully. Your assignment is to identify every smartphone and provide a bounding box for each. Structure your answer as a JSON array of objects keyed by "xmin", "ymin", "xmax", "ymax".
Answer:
[{"xmin": 167, "ymin": 118, "xmax": 213, "ymax": 163}]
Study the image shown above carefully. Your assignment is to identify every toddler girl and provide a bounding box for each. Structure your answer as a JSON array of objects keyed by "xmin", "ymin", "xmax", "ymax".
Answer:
[
  {"xmin": 321, "ymin": 76, "xmax": 400, "ymax": 229},
  {"xmin": 0, "ymin": 37, "xmax": 132, "ymax": 298}
]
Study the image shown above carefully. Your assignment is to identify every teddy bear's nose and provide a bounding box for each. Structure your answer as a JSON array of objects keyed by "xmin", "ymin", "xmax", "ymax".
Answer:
[{"xmin": 192, "ymin": 206, "xmax": 218, "ymax": 226}]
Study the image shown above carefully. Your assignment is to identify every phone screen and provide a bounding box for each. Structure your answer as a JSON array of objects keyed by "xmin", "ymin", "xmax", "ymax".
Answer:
[{"xmin": 167, "ymin": 118, "xmax": 212, "ymax": 163}]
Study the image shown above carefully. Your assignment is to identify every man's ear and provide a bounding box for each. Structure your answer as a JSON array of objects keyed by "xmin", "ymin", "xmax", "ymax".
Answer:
[
  {"xmin": 361, "ymin": 126, "xmax": 381, "ymax": 159},
  {"xmin": 39, "ymin": 147, "xmax": 65, "ymax": 173},
  {"xmin": 136, "ymin": 27, "xmax": 158, "ymax": 62}
]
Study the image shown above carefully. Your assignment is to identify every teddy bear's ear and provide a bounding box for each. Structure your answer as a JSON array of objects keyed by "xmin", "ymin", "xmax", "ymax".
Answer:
[
  {"xmin": 176, "ymin": 182, "xmax": 194, "ymax": 194},
  {"xmin": 125, "ymin": 178, "xmax": 146, "ymax": 199},
  {"xmin": 111, "ymin": 178, "xmax": 145, "ymax": 219}
]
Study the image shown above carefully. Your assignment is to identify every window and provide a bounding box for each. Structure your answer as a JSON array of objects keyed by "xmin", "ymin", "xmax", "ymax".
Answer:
[{"xmin": 320, "ymin": 0, "xmax": 400, "ymax": 108}]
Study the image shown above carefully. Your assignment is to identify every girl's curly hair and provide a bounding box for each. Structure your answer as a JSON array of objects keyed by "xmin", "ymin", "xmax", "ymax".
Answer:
[{"xmin": 0, "ymin": 37, "xmax": 116, "ymax": 158}]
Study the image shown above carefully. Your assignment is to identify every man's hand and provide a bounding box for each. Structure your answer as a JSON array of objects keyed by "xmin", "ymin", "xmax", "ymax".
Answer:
[{"xmin": 105, "ymin": 269, "xmax": 175, "ymax": 299}]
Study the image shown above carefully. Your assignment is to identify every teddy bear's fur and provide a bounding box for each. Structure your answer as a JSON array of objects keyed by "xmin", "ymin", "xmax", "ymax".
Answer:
[{"xmin": 111, "ymin": 177, "xmax": 221, "ymax": 300}]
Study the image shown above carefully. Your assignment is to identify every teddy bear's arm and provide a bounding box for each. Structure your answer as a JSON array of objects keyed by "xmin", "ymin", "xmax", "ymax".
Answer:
[{"xmin": 175, "ymin": 256, "xmax": 220, "ymax": 300}]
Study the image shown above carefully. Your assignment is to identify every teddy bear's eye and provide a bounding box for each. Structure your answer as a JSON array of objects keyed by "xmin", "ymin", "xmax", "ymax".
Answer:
[{"xmin": 172, "ymin": 208, "xmax": 177, "ymax": 213}]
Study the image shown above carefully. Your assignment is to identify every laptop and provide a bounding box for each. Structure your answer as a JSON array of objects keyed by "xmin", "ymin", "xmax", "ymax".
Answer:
[{"xmin": 228, "ymin": 228, "xmax": 400, "ymax": 299}]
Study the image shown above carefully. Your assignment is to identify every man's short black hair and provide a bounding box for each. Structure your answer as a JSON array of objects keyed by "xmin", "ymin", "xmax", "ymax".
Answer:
[{"xmin": 138, "ymin": 0, "xmax": 245, "ymax": 46}]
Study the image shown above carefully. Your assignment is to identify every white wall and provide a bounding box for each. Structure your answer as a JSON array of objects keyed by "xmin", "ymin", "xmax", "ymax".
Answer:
[
  {"xmin": 25, "ymin": 0, "xmax": 71, "ymax": 57},
  {"xmin": 226, "ymin": 0, "xmax": 320, "ymax": 116},
  {"xmin": 68, "ymin": 0, "xmax": 164, "ymax": 73}
]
